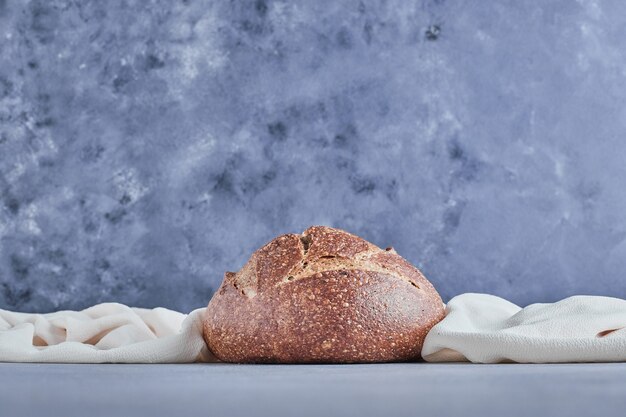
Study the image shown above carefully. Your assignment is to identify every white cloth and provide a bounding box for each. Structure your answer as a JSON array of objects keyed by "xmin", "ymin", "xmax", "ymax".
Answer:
[
  {"xmin": 0, "ymin": 303, "xmax": 213, "ymax": 363},
  {"xmin": 4, "ymin": 294, "xmax": 626, "ymax": 364},
  {"xmin": 422, "ymin": 293, "xmax": 626, "ymax": 363}
]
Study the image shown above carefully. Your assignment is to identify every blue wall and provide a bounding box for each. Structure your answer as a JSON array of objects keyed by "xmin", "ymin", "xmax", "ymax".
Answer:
[{"xmin": 1, "ymin": 0, "xmax": 626, "ymax": 312}]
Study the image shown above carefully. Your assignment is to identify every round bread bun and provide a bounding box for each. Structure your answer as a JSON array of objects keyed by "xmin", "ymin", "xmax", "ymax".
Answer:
[{"xmin": 203, "ymin": 226, "xmax": 445, "ymax": 363}]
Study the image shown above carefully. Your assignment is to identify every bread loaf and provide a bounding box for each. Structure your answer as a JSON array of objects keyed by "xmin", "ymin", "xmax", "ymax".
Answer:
[{"xmin": 203, "ymin": 226, "xmax": 445, "ymax": 363}]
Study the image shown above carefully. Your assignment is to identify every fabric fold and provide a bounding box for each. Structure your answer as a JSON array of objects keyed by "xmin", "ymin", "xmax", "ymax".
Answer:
[
  {"xmin": 0, "ymin": 304, "xmax": 213, "ymax": 363},
  {"xmin": 422, "ymin": 293, "xmax": 626, "ymax": 363}
]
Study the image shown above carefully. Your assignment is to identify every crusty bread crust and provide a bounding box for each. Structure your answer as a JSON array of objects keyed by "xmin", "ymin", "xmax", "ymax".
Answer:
[{"xmin": 203, "ymin": 226, "xmax": 445, "ymax": 363}]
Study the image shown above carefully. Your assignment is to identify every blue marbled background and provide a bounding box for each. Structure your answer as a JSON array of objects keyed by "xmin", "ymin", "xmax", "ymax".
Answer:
[{"xmin": 1, "ymin": 0, "xmax": 626, "ymax": 312}]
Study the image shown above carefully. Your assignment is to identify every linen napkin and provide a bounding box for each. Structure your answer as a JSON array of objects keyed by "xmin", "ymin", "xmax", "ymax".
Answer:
[
  {"xmin": 3, "ymin": 293, "xmax": 626, "ymax": 363},
  {"xmin": 0, "ymin": 303, "xmax": 213, "ymax": 363},
  {"xmin": 422, "ymin": 293, "xmax": 626, "ymax": 363}
]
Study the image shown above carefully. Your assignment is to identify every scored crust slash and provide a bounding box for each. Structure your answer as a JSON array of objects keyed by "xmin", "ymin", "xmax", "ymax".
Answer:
[{"xmin": 203, "ymin": 226, "xmax": 445, "ymax": 363}]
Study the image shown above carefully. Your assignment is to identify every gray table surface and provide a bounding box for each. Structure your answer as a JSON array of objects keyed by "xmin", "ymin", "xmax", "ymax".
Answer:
[{"xmin": 1, "ymin": 362, "xmax": 625, "ymax": 417}]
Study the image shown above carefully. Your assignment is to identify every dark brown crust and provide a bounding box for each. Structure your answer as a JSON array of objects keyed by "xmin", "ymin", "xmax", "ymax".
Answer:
[{"xmin": 203, "ymin": 226, "xmax": 445, "ymax": 363}]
